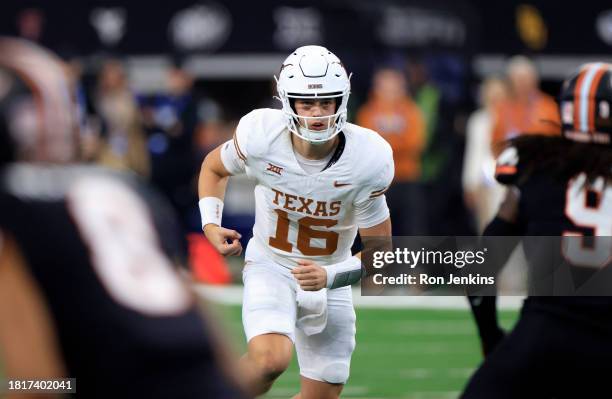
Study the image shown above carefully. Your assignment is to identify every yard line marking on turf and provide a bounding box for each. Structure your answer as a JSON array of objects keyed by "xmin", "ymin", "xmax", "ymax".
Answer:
[
  {"xmin": 405, "ymin": 392, "xmax": 460, "ymax": 399},
  {"xmin": 265, "ymin": 385, "xmax": 369, "ymax": 398},
  {"xmin": 266, "ymin": 397, "xmax": 384, "ymax": 399},
  {"xmin": 267, "ymin": 396, "xmax": 458, "ymax": 399},
  {"xmin": 399, "ymin": 368, "xmax": 433, "ymax": 379},
  {"xmin": 447, "ymin": 368, "xmax": 475, "ymax": 378},
  {"xmin": 356, "ymin": 342, "xmax": 475, "ymax": 355},
  {"xmin": 263, "ymin": 383, "xmax": 460, "ymax": 398},
  {"xmin": 381, "ymin": 321, "xmax": 475, "ymax": 335},
  {"xmin": 194, "ymin": 285, "xmax": 524, "ymax": 310},
  {"xmin": 399, "ymin": 367, "xmax": 476, "ymax": 380},
  {"xmin": 339, "ymin": 386, "xmax": 369, "ymax": 395}
]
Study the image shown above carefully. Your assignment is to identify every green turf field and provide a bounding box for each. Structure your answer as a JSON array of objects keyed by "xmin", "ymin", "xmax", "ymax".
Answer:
[
  {"xmin": 0, "ymin": 305, "xmax": 518, "ymax": 399},
  {"xmin": 216, "ymin": 305, "xmax": 519, "ymax": 399}
]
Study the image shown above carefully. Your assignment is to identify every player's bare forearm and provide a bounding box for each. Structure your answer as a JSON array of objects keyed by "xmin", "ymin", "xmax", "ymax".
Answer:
[
  {"xmin": 356, "ymin": 217, "xmax": 392, "ymax": 275},
  {"xmin": 198, "ymin": 145, "xmax": 232, "ymax": 200},
  {"xmin": 358, "ymin": 217, "xmax": 392, "ymax": 238},
  {"xmin": 356, "ymin": 217, "xmax": 392, "ymax": 258}
]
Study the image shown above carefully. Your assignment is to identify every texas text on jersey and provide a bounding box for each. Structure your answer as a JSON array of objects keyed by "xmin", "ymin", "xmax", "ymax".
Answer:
[{"xmin": 221, "ymin": 107, "xmax": 394, "ymax": 269}]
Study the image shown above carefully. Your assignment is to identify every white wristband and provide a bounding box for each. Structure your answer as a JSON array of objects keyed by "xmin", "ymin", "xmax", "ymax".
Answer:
[
  {"xmin": 326, "ymin": 256, "xmax": 363, "ymax": 289},
  {"xmin": 199, "ymin": 197, "xmax": 224, "ymax": 230}
]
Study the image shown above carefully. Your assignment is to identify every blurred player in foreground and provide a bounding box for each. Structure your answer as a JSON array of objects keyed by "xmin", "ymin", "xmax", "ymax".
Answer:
[
  {"xmin": 464, "ymin": 63, "xmax": 612, "ymax": 398},
  {"xmin": 198, "ymin": 45, "xmax": 394, "ymax": 398},
  {"xmin": 0, "ymin": 37, "xmax": 248, "ymax": 399}
]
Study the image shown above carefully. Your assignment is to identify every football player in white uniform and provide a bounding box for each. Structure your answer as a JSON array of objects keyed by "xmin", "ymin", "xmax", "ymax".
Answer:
[{"xmin": 198, "ymin": 46, "xmax": 394, "ymax": 398}]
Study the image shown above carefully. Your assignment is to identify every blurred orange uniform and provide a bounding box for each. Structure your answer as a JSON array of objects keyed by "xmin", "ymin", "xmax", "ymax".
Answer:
[
  {"xmin": 357, "ymin": 94, "xmax": 425, "ymax": 181},
  {"xmin": 491, "ymin": 92, "xmax": 560, "ymax": 153}
]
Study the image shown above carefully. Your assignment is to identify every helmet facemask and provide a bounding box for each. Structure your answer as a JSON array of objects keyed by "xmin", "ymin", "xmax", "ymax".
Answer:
[{"xmin": 279, "ymin": 90, "xmax": 348, "ymax": 145}]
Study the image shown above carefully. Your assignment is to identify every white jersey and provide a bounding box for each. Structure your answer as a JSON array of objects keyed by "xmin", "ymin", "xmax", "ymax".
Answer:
[{"xmin": 221, "ymin": 108, "xmax": 394, "ymax": 269}]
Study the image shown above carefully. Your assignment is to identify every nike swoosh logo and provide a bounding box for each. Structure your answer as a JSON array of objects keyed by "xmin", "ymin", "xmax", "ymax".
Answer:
[{"xmin": 334, "ymin": 181, "xmax": 351, "ymax": 187}]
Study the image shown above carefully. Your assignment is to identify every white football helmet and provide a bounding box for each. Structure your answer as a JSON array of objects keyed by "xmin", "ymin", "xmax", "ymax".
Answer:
[{"xmin": 275, "ymin": 45, "xmax": 351, "ymax": 144}]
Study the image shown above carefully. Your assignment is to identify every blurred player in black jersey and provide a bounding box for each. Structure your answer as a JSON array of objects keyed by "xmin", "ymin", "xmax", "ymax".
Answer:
[
  {"xmin": 463, "ymin": 63, "xmax": 612, "ymax": 398},
  {"xmin": 0, "ymin": 37, "xmax": 249, "ymax": 399}
]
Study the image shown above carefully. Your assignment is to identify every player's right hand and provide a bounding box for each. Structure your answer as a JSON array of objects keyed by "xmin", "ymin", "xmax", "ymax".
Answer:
[{"xmin": 203, "ymin": 224, "xmax": 243, "ymax": 256}]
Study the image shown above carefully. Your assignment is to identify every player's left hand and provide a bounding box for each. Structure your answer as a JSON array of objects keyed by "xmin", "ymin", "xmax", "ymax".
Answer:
[{"xmin": 291, "ymin": 259, "xmax": 327, "ymax": 291}]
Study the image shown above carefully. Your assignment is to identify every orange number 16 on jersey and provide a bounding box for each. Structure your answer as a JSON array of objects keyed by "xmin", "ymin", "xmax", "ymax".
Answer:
[{"xmin": 269, "ymin": 209, "xmax": 339, "ymax": 256}]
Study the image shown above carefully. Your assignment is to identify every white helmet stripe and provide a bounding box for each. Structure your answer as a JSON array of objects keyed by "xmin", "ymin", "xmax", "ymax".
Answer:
[{"xmin": 579, "ymin": 63, "xmax": 604, "ymax": 133}]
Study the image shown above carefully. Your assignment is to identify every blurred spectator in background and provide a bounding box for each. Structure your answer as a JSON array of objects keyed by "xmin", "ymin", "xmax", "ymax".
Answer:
[
  {"xmin": 57, "ymin": 49, "xmax": 101, "ymax": 163},
  {"xmin": 463, "ymin": 77, "xmax": 509, "ymax": 232},
  {"xmin": 491, "ymin": 56, "xmax": 560, "ymax": 153},
  {"xmin": 139, "ymin": 61, "xmax": 202, "ymax": 232},
  {"xmin": 16, "ymin": 8, "xmax": 45, "ymax": 43},
  {"xmin": 194, "ymin": 97, "xmax": 228, "ymax": 153},
  {"xmin": 135, "ymin": 62, "xmax": 236, "ymax": 282},
  {"xmin": 94, "ymin": 58, "xmax": 150, "ymax": 177},
  {"xmin": 407, "ymin": 56, "xmax": 475, "ymax": 235},
  {"xmin": 357, "ymin": 67, "xmax": 426, "ymax": 235},
  {"xmin": 406, "ymin": 58, "xmax": 445, "ymax": 183}
]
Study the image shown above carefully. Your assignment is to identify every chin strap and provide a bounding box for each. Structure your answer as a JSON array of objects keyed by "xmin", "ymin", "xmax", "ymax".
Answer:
[{"xmin": 322, "ymin": 132, "xmax": 346, "ymax": 171}]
